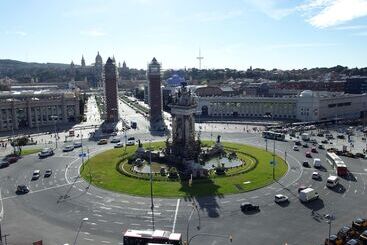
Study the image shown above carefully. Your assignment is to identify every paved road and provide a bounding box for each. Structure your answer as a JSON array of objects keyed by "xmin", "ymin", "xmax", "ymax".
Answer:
[{"xmin": 1, "ymin": 98, "xmax": 367, "ymax": 245}]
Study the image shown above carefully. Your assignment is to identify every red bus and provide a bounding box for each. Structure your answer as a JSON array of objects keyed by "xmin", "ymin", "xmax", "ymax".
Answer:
[
  {"xmin": 123, "ymin": 229, "xmax": 182, "ymax": 245},
  {"xmin": 326, "ymin": 152, "xmax": 348, "ymax": 176}
]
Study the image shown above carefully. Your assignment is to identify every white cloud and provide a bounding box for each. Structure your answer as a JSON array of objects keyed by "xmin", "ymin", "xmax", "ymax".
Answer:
[
  {"xmin": 245, "ymin": 0, "xmax": 298, "ymax": 20},
  {"xmin": 14, "ymin": 31, "xmax": 27, "ymax": 36},
  {"xmin": 193, "ymin": 10, "xmax": 243, "ymax": 22},
  {"xmin": 80, "ymin": 29, "xmax": 106, "ymax": 37},
  {"xmin": 267, "ymin": 42, "xmax": 339, "ymax": 49},
  {"xmin": 300, "ymin": 0, "xmax": 367, "ymax": 28},
  {"xmin": 334, "ymin": 24, "xmax": 367, "ymax": 30}
]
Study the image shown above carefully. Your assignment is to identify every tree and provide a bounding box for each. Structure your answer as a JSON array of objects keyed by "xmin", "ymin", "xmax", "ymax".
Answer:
[{"xmin": 10, "ymin": 136, "xmax": 29, "ymax": 155}]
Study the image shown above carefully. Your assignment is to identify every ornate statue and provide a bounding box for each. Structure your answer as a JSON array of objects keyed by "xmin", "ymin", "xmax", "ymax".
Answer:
[{"xmin": 217, "ymin": 135, "xmax": 221, "ymax": 143}]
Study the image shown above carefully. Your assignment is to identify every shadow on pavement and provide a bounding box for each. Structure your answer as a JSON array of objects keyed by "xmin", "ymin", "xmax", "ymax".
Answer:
[
  {"xmin": 301, "ymin": 198, "xmax": 325, "ymax": 211},
  {"xmin": 179, "ymin": 179, "xmax": 222, "ymax": 218},
  {"xmin": 329, "ymin": 183, "xmax": 346, "ymax": 194}
]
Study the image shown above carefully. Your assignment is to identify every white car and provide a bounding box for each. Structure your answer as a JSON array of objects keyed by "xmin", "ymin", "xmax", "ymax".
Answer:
[
  {"xmin": 293, "ymin": 145, "xmax": 299, "ymax": 151},
  {"xmin": 32, "ymin": 170, "xmax": 41, "ymax": 180},
  {"xmin": 114, "ymin": 142, "xmax": 124, "ymax": 148},
  {"xmin": 126, "ymin": 140, "xmax": 135, "ymax": 146},
  {"xmin": 111, "ymin": 137, "xmax": 121, "ymax": 143},
  {"xmin": 63, "ymin": 145, "xmax": 75, "ymax": 152},
  {"xmin": 38, "ymin": 148, "xmax": 54, "ymax": 158},
  {"xmin": 274, "ymin": 194, "xmax": 289, "ymax": 203},
  {"xmin": 312, "ymin": 171, "xmax": 321, "ymax": 180}
]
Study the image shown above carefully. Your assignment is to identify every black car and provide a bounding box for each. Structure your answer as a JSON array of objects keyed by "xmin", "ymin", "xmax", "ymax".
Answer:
[
  {"xmin": 16, "ymin": 185, "xmax": 30, "ymax": 194},
  {"xmin": 44, "ymin": 169, "xmax": 52, "ymax": 177},
  {"xmin": 240, "ymin": 202, "xmax": 260, "ymax": 212},
  {"xmin": 302, "ymin": 161, "xmax": 310, "ymax": 167},
  {"xmin": 0, "ymin": 159, "xmax": 10, "ymax": 168},
  {"xmin": 317, "ymin": 133, "xmax": 324, "ymax": 137},
  {"xmin": 321, "ymin": 140, "xmax": 329, "ymax": 144}
]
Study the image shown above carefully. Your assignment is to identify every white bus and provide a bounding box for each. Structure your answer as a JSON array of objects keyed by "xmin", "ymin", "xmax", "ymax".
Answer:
[
  {"xmin": 262, "ymin": 131, "xmax": 285, "ymax": 141},
  {"xmin": 123, "ymin": 229, "xmax": 182, "ymax": 245},
  {"xmin": 326, "ymin": 152, "xmax": 348, "ymax": 176}
]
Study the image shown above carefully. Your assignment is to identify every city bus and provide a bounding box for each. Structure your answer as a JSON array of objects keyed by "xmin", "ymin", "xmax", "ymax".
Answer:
[
  {"xmin": 123, "ymin": 229, "xmax": 182, "ymax": 245},
  {"xmin": 326, "ymin": 152, "xmax": 348, "ymax": 176},
  {"xmin": 262, "ymin": 131, "xmax": 285, "ymax": 141}
]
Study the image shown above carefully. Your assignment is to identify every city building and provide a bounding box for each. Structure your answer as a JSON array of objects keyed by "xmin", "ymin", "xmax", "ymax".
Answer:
[
  {"xmin": 147, "ymin": 57, "xmax": 164, "ymax": 130},
  {"xmin": 196, "ymin": 90, "xmax": 367, "ymax": 122},
  {"xmin": 345, "ymin": 76, "xmax": 367, "ymax": 94},
  {"xmin": 94, "ymin": 52, "xmax": 104, "ymax": 88},
  {"xmin": 104, "ymin": 57, "xmax": 119, "ymax": 123},
  {"xmin": 81, "ymin": 55, "xmax": 86, "ymax": 68},
  {"xmin": 0, "ymin": 90, "xmax": 80, "ymax": 132}
]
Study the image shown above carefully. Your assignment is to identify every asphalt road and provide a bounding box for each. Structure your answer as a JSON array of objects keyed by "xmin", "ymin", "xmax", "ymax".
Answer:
[{"xmin": 1, "ymin": 98, "xmax": 367, "ymax": 245}]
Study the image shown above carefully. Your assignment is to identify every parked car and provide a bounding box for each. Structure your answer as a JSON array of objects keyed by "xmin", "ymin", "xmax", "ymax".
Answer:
[
  {"xmin": 317, "ymin": 133, "xmax": 324, "ymax": 137},
  {"xmin": 311, "ymin": 147, "xmax": 318, "ymax": 153},
  {"xmin": 6, "ymin": 155, "xmax": 19, "ymax": 164},
  {"xmin": 337, "ymin": 134, "xmax": 346, "ymax": 139},
  {"xmin": 302, "ymin": 161, "xmax": 310, "ymax": 167},
  {"xmin": 240, "ymin": 202, "xmax": 260, "ymax": 212},
  {"xmin": 114, "ymin": 142, "xmax": 124, "ymax": 148},
  {"xmin": 352, "ymin": 218, "xmax": 367, "ymax": 231},
  {"xmin": 73, "ymin": 142, "xmax": 82, "ymax": 148},
  {"xmin": 38, "ymin": 148, "xmax": 54, "ymax": 158},
  {"xmin": 274, "ymin": 194, "xmax": 288, "ymax": 203},
  {"xmin": 16, "ymin": 185, "xmax": 29, "ymax": 194},
  {"xmin": 98, "ymin": 139, "xmax": 108, "ymax": 145},
  {"xmin": 346, "ymin": 239, "xmax": 360, "ymax": 245},
  {"xmin": 360, "ymin": 230, "xmax": 367, "ymax": 242},
  {"xmin": 32, "ymin": 170, "xmax": 41, "ymax": 180},
  {"xmin": 303, "ymin": 143, "xmax": 309, "ymax": 148},
  {"xmin": 324, "ymin": 235, "xmax": 339, "ymax": 245},
  {"xmin": 293, "ymin": 145, "xmax": 299, "ymax": 151},
  {"xmin": 321, "ymin": 140, "xmax": 329, "ymax": 144},
  {"xmin": 294, "ymin": 140, "xmax": 302, "ymax": 146},
  {"xmin": 318, "ymin": 144, "xmax": 325, "ymax": 150},
  {"xmin": 44, "ymin": 169, "xmax": 52, "ymax": 177},
  {"xmin": 63, "ymin": 145, "xmax": 75, "ymax": 152},
  {"xmin": 337, "ymin": 225, "xmax": 354, "ymax": 241}
]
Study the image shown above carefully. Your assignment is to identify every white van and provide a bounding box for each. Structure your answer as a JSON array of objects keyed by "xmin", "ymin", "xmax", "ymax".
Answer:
[
  {"xmin": 326, "ymin": 176, "xmax": 339, "ymax": 188},
  {"xmin": 313, "ymin": 158, "xmax": 321, "ymax": 168},
  {"xmin": 299, "ymin": 188, "xmax": 319, "ymax": 202}
]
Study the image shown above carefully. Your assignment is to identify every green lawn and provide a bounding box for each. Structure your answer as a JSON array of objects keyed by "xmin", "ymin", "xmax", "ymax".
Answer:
[
  {"xmin": 81, "ymin": 141, "xmax": 287, "ymax": 197},
  {"xmin": 21, "ymin": 148, "xmax": 42, "ymax": 156}
]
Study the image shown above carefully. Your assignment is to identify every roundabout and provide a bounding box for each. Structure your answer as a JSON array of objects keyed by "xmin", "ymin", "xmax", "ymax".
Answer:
[{"xmin": 80, "ymin": 141, "xmax": 288, "ymax": 197}]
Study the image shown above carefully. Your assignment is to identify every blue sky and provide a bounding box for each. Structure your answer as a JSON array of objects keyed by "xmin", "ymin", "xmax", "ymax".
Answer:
[{"xmin": 1, "ymin": 0, "xmax": 367, "ymax": 70}]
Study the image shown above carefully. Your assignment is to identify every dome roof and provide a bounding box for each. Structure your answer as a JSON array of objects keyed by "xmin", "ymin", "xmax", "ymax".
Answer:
[
  {"xmin": 300, "ymin": 90, "xmax": 313, "ymax": 97},
  {"xmin": 166, "ymin": 74, "xmax": 185, "ymax": 87}
]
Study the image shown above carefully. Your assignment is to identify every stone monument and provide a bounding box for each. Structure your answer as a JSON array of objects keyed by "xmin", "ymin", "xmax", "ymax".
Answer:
[{"xmin": 165, "ymin": 82, "xmax": 201, "ymax": 163}]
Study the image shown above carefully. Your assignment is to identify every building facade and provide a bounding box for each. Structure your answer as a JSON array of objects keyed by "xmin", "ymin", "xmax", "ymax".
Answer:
[
  {"xmin": 94, "ymin": 52, "xmax": 104, "ymax": 88},
  {"xmin": 345, "ymin": 76, "xmax": 367, "ymax": 94},
  {"xmin": 104, "ymin": 57, "xmax": 119, "ymax": 123},
  {"xmin": 196, "ymin": 90, "xmax": 367, "ymax": 122},
  {"xmin": 147, "ymin": 57, "xmax": 164, "ymax": 130},
  {"xmin": 0, "ymin": 91, "xmax": 80, "ymax": 132}
]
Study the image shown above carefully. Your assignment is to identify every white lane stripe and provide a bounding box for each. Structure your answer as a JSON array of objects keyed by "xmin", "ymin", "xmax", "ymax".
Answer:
[
  {"xmin": 2, "ymin": 181, "xmax": 83, "ymax": 201},
  {"xmin": 101, "ymin": 241, "xmax": 111, "ymax": 244},
  {"xmin": 113, "ymin": 221, "xmax": 124, "ymax": 225},
  {"xmin": 172, "ymin": 199, "xmax": 180, "ymax": 233},
  {"xmin": 84, "ymin": 238, "xmax": 94, "ymax": 241}
]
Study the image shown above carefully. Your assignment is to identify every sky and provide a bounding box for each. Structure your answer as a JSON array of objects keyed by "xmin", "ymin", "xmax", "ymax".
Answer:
[{"xmin": 1, "ymin": 0, "xmax": 367, "ymax": 70}]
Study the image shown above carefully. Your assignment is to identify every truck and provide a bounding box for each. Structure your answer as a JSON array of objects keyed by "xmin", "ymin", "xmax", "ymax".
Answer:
[{"xmin": 299, "ymin": 187, "xmax": 319, "ymax": 202}]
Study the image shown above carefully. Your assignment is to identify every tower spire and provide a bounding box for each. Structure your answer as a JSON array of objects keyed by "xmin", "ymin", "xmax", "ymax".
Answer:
[{"xmin": 196, "ymin": 48, "xmax": 204, "ymax": 70}]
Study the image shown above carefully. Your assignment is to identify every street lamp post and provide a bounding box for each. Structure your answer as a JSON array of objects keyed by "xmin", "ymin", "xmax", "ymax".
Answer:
[
  {"xmin": 51, "ymin": 115, "xmax": 58, "ymax": 149},
  {"xmin": 148, "ymin": 139, "xmax": 155, "ymax": 231},
  {"xmin": 272, "ymin": 139, "xmax": 276, "ymax": 180},
  {"xmin": 186, "ymin": 201, "xmax": 201, "ymax": 244},
  {"xmin": 73, "ymin": 217, "xmax": 88, "ymax": 245},
  {"xmin": 325, "ymin": 214, "xmax": 335, "ymax": 245}
]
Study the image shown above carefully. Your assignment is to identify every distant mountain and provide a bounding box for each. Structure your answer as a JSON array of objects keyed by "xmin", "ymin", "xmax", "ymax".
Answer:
[{"xmin": 0, "ymin": 59, "xmax": 70, "ymax": 70}]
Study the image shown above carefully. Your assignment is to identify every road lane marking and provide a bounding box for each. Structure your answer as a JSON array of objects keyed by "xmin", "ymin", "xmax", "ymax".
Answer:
[
  {"xmin": 113, "ymin": 221, "xmax": 124, "ymax": 225},
  {"xmin": 2, "ymin": 180, "xmax": 83, "ymax": 201},
  {"xmin": 172, "ymin": 199, "xmax": 180, "ymax": 232},
  {"xmin": 83, "ymin": 238, "xmax": 94, "ymax": 241},
  {"xmin": 101, "ymin": 240, "xmax": 111, "ymax": 244}
]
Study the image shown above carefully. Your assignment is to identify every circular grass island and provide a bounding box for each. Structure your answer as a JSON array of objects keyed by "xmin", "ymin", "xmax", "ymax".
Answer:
[{"xmin": 80, "ymin": 141, "xmax": 288, "ymax": 197}]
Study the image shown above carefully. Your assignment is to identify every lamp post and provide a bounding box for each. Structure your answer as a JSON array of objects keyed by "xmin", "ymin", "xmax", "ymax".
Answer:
[
  {"xmin": 325, "ymin": 214, "xmax": 335, "ymax": 245},
  {"xmin": 272, "ymin": 139, "xmax": 276, "ymax": 180},
  {"xmin": 50, "ymin": 115, "xmax": 58, "ymax": 149},
  {"xmin": 148, "ymin": 139, "xmax": 155, "ymax": 231},
  {"xmin": 73, "ymin": 217, "xmax": 88, "ymax": 245},
  {"xmin": 186, "ymin": 201, "xmax": 201, "ymax": 244}
]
